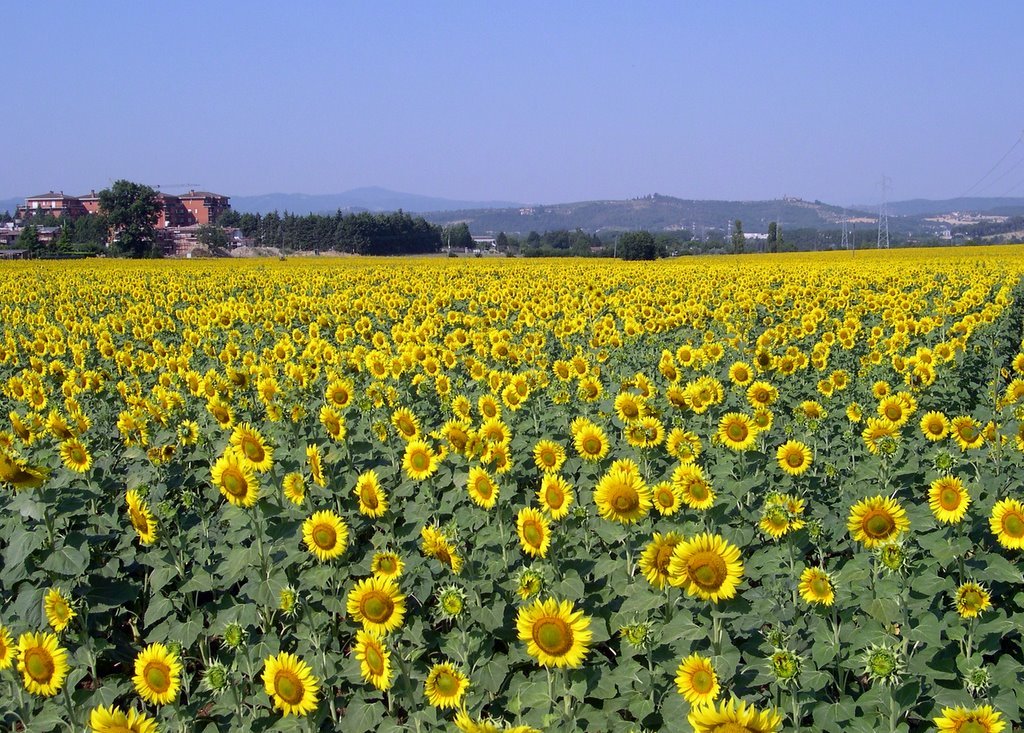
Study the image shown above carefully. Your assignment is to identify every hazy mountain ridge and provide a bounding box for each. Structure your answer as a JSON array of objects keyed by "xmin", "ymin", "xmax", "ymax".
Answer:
[{"xmin": 230, "ymin": 187, "xmax": 521, "ymax": 215}]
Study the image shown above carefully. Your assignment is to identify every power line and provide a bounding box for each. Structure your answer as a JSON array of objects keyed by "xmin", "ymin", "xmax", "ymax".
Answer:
[
  {"xmin": 958, "ymin": 130, "xmax": 1024, "ymax": 199},
  {"xmin": 877, "ymin": 176, "xmax": 890, "ymax": 249}
]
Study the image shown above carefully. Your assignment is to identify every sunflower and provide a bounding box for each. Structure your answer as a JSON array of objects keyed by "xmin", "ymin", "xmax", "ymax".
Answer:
[
  {"xmin": 672, "ymin": 463, "xmax": 715, "ymax": 511},
  {"xmin": 877, "ymin": 396, "xmax": 910, "ymax": 427},
  {"xmin": 306, "ymin": 444, "xmax": 325, "ymax": 487},
  {"xmin": 282, "ymin": 472, "xmax": 306, "ymax": 505},
  {"xmin": 717, "ymin": 412, "xmax": 757, "ymax": 451},
  {"xmin": 728, "ymin": 361, "xmax": 754, "ymax": 386},
  {"xmin": 211, "ymin": 449, "xmax": 259, "ymax": 508},
  {"xmin": 675, "ymin": 653, "xmax": 720, "ymax": 707},
  {"xmin": 263, "ymin": 651, "xmax": 320, "ymax": 717},
  {"xmin": 651, "ymin": 481, "xmax": 682, "ymax": 516},
  {"xmin": 424, "ymin": 662, "xmax": 469, "ymax": 709},
  {"xmin": 532, "ymin": 440, "xmax": 566, "ymax": 472},
  {"xmin": 16, "ymin": 631, "xmax": 69, "ymax": 697},
  {"xmin": 133, "ymin": 642, "xmax": 182, "ymax": 705},
  {"xmin": 516, "ymin": 597, "xmax": 593, "ymax": 668},
  {"xmin": 325, "ymin": 378, "xmax": 354, "ymax": 409},
  {"xmin": 989, "ymin": 498, "xmax": 1024, "ymax": 550},
  {"xmin": 593, "ymin": 467, "xmax": 651, "ymax": 524},
  {"xmin": 517, "ymin": 507, "xmax": 551, "ymax": 558},
  {"xmin": 847, "ymin": 495, "xmax": 910, "ymax": 548},
  {"xmin": 403, "ymin": 439, "xmax": 439, "ymax": 481},
  {"xmin": 948, "ymin": 415, "xmax": 984, "ymax": 451},
  {"xmin": 391, "ymin": 407, "xmax": 420, "ymax": 441},
  {"xmin": 933, "ymin": 705, "xmax": 1005, "ymax": 733},
  {"xmin": 89, "ymin": 705, "xmax": 158, "ymax": 733},
  {"xmin": 478, "ymin": 394, "xmax": 501, "ymax": 420},
  {"xmin": 798, "ymin": 567, "xmax": 835, "ymax": 606},
  {"xmin": 59, "ymin": 437, "xmax": 92, "ymax": 473},
  {"xmin": 573, "ymin": 421, "xmax": 610, "ymax": 462},
  {"xmin": 347, "ymin": 576, "xmax": 407, "ymax": 635},
  {"xmin": 353, "ymin": 631, "xmax": 392, "ymax": 691},
  {"xmin": 667, "ymin": 533, "xmax": 744, "ymax": 602},
  {"xmin": 354, "ymin": 470, "xmax": 388, "ymax": 518},
  {"xmin": 479, "ymin": 417, "xmax": 510, "ymax": 445},
  {"xmin": 666, "ymin": 428, "xmax": 702, "ymax": 462},
  {"xmin": 955, "ymin": 582, "xmax": 992, "ymax": 619},
  {"xmin": 920, "ymin": 411, "xmax": 949, "ymax": 441},
  {"xmin": 228, "ymin": 423, "xmax": 273, "ymax": 473},
  {"xmin": 928, "ymin": 476, "xmax": 970, "ymax": 524},
  {"xmin": 614, "ymin": 392, "xmax": 646, "ymax": 423},
  {"xmin": 126, "ymin": 489, "xmax": 157, "ymax": 545},
  {"xmin": 746, "ymin": 381, "xmax": 778, "ymax": 408},
  {"xmin": 0, "ymin": 448, "xmax": 47, "ymax": 490},
  {"xmin": 302, "ymin": 510, "xmax": 349, "ymax": 561},
  {"xmin": 421, "ymin": 524, "xmax": 464, "ymax": 574},
  {"xmin": 862, "ymin": 417, "xmax": 900, "ymax": 454},
  {"xmin": 467, "ymin": 466, "xmax": 499, "ymax": 509},
  {"xmin": 639, "ymin": 532, "xmax": 684, "ymax": 589},
  {"xmin": 537, "ymin": 473, "xmax": 573, "ymax": 519},
  {"xmin": 776, "ymin": 441, "xmax": 812, "ymax": 476},
  {"xmin": 371, "ymin": 550, "xmax": 404, "ymax": 579},
  {"xmin": 0, "ymin": 624, "xmax": 13, "ymax": 670},
  {"xmin": 688, "ymin": 697, "xmax": 782, "ymax": 733},
  {"xmin": 44, "ymin": 588, "xmax": 76, "ymax": 633}
]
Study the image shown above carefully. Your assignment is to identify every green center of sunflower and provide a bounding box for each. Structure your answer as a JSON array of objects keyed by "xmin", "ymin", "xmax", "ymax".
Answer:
[
  {"xmin": 582, "ymin": 436, "xmax": 602, "ymax": 454},
  {"xmin": 410, "ymin": 451, "xmax": 430, "ymax": 471},
  {"xmin": 811, "ymin": 577, "xmax": 830, "ymax": 597},
  {"xmin": 313, "ymin": 524, "xmax": 336, "ymax": 549},
  {"xmin": 687, "ymin": 550, "xmax": 728, "ymax": 590},
  {"xmin": 222, "ymin": 469, "xmax": 248, "ymax": 498},
  {"xmin": 144, "ymin": 661, "xmax": 171, "ymax": 693},
  {"xmin": 51, "ymin": 600, "xmax": 69, "ymax": 622},
  {"xmin": 523, "ymin": 521, "xmax": 543, "ymax": 547},
  {"xmin": 434, "ymin": 670, "xmax": 460, "ymax": 695},
  {"xmin": 927, "ymin": 420, "xmax": 943, "ymax": 434},
  {"xmin": 939, "ymin": 487, "xmax": 961, "ymax": 510},
  {"xmin": 786, "ymin": 451, "xmax": 804, "ymax": 468},
  {"xmin": 959, "ymin": 424, "xmax": 979, "ymax": 441},
  {"xmin": 710, "ymin": 722, "xmax": 752, "ymax": 733},
  {"xmin": 1003, "ymin": 512, "xmax": 1024, "ymax": 537},
  {"xmin": 884, "ymin": 405, "xmax": 902, "ymax": 421},
  {"xmin": 960, "ymin": 590, "xmax": 983, "ymax": 609},
  {"xmin": 540, "ymin": 449, "xmax": 556, "ymax": 466},
  {"xmin": 274, "ymin": 669, "xmax": 303, "ymax": 705},
  {"xmin": 24, "ymin": 648, "xmax": 54, "ymax": 682},
  {"xmin": 864, "ymin": 511, "xmax": 895, "ymax": 538},
  {"xmin": 726, "ymin": 423, "xmax": 747, "ymax": 441},
  {"xmin": 655, "ymin": 545, "xmax": 674, "ymax": 571},
  {"xmin": 361, "ymin": 592, "xmax": 393, "ymax": 623},
  {"xmin": 476, "ymin": 479, "xmax": 493, "ymax": 499},
  {"xmin": 689, "ymin": 482, "xmax": 709, "ymax": 501},
  {"xmin": 70, "ymin": 446, "xmax": 87, "ymax": 463},
  {"xmin": 545, "ymin": 485, "xmax": 564, "ymax": 509},
  {"xmin": 364, "ymin": 645, "xmax": 385, "ymax": 675},
  {"xmin": 377, "ymin": 557, "xmax": 396, "ymax": 574},
  {"xmin": 656, "ymin": 487, "xmax": 674, "ymax": 508},
  {"xmin": 959, "ymin": 721, "xmax": 987, "ymax": 733},
  {"xmin": 360, "ymin": 486, "xmax": 379, "ymax": 509},
  {"xmin": 534, "ymin": 618, "xmax": 572, "ymax": 656},
  {"xmin": 868, "ymin": 651, "xmax": 896, "ymax": 676},
  {"xmin": 691, "ymin": 669, "xmax": 715, "ymax": 694},
  {"xmin": 241, "ymin": 438, "xmax": 263, "ymax": 462}
]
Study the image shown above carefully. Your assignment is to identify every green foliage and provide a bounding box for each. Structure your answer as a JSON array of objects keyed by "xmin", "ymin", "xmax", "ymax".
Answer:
[{"xmin": 98, "ymin": 180, "xmax": 162, "ymax": 258}]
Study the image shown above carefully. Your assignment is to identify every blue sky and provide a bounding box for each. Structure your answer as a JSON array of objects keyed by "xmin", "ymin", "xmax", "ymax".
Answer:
[{"xmin": 5, "ymin": 2, "xmax": 1023, "ymax": 205}]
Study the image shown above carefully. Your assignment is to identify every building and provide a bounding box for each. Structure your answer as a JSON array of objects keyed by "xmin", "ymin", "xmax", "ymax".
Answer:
[{"xmin": 17, "ymin": 187, "xmax": 230, "ymax": 228}]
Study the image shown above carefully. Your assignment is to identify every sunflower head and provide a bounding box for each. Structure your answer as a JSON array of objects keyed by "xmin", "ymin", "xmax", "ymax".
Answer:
[
  {"xmin": 515, "ymin": 597, "xmax": 593, "ymax": 669},
  {"xmin": 667, "ymin": 533, "xmax": 744, "ymax": 603},
  {"xmin": 263, "ymin": 651, "xmax": 320, "ymax": 717}
]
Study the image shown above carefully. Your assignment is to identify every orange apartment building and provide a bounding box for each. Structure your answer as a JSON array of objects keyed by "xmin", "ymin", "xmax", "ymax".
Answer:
[{"xmin": 17, "ymin": 188, "xmax": 230, "ymax": 227}]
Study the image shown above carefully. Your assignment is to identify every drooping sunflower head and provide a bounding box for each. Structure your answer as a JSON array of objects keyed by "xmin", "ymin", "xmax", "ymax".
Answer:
[
  {"xmin": 282, "ymin": 472, "xmax": 306, "ymax": 505},
  {"xmin": 302, "ymin": 510, "xmax": 349, "ymax": 562},
  {"xmin": 639, "ymin": 532, "xmax": 684, "ymax": 590},
  {"xmin": 672, "ymin": 463, "xmax": 715, "ymax": 511},
  {"xmin": 951, "ymin": 416, "xmax": 985, "ymax": 451},
  {"xmin": 651, "ymin": 481, "xmax": 682, "ymax": 516},
  {"xmin": 667, "ymin": 533, "xmax": 744, "ymax": 603},
  {"xmin": 515, "ymin": 597, "xmax": 593, "ymax": 669},
  {"xmin": 133, "ymin": 642, "xmax": 182, "ymax": 706},
  {"xmin": 354, "ymin": 631, "xmax": 392, "ymax": 691},
  {"xmin": 126, "ymin": 489, "xmax": 158, "ymax": 545},
  {"xmin": 230, "ymin": 423, "xmax": 274, "ymax": 473},
  {"xmin": 59, "ymin": 437, "xmax": 92, "ymax": 473},
  {"xmin": 847, "ymin": 495, "xmax": 909, "ymax": 549},
  {"xmin": 538, "ymin": 473, "xmax": 574, "ymax": 520},
  {"xmin": 262, "ymin": 651, "xmax": 320, "ymax": 717},
  {"xmin": 212, "ymin": 448, "xmax": 260, "ymax": 508},
  {"xmin": 928, "ymin": 476, "xmax": 970, "ymax": 524},
  {"xmin": 593, "ymin": 468, "xmax": 651, "ymax": 524},
  {"xmin": 467, "ymin": 466, "xmax": 499, "ymax": 509},
  {"xmin": 391, "ymin": 407, "xmax": 420, "ymax": 441}
]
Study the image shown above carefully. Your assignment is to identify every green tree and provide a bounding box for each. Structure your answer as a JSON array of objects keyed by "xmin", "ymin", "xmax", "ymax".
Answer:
[
  {"xmin": 195, "ymin": 224, "xmax": 230, "ymax": 250},
  {"xmin": 16, "ymin": 224, "xmax": 40, "ymax": 254},
  {"xmin": 99, "ymin": 180, "xmax": 162, "ymax": 257},
  {"xmin": 767, "ymin": 221, "xmax": 778, "ymax": 253},
  {"xmin": 617, "ymin": 230, "xmax": 657, "ymax": 260},
  {"xmin": 732, "ymin": 219, "xmax": 745, "ymax": 254},
  {"xmin": 495, "ymin": 231, "xmax": 510, "ymax": 252},
  {"xmin": 444, "ymin": 223, "xmax": 474, "ymax": 251}
]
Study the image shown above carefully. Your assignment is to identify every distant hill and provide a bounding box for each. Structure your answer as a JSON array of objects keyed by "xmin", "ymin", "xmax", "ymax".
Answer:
[
  {"xmin": 852, "ymin": 197, "xmax": 1024, "ymax": 217},
  {"xmin": 422, "ymin": 195, "xmax": 880, "ymax": 235},
  {"xmin": 231, "ymin": 187, "xmax": 520, "ymax": 215},
  {"xmin": 0, "ymin": 197, "xmax": 21, "ymax": 215}
]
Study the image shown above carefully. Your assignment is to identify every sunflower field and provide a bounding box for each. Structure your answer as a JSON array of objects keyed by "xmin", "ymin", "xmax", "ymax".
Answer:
[{"xmin": 1, "ymin": 247, "xmax": 1024, "ymax": 733}]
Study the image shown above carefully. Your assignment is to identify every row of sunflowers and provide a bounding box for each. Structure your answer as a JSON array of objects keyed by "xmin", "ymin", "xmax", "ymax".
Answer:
[{"xmin": 1, "ymin": 247, "xmax": 1023, "ymax": 732}]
